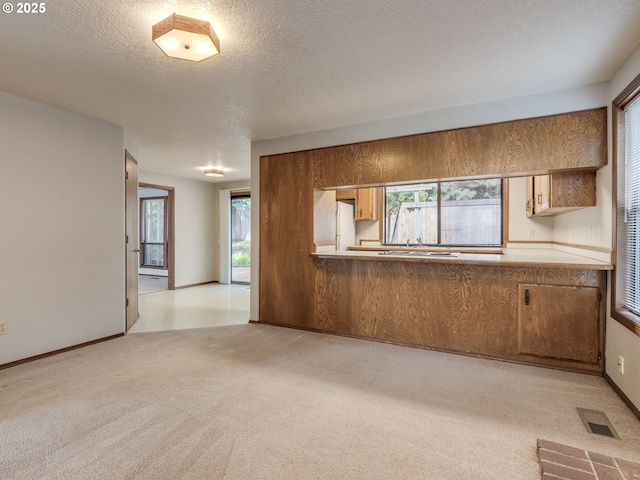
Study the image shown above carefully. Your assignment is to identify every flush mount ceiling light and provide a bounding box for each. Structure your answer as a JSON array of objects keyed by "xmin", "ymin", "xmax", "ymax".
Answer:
[
  {"xmin": 204, "ymin": 168, "xmax": 224, "ymax": 177},
  {"xmin": 152, "ymin": 13, "xmax": 220, "ymax": 62}
]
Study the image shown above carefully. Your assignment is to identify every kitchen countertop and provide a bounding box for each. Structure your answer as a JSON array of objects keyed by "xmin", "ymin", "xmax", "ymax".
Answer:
[{"xmin": 311, "ymin": 248, "xmax": 613, "ymax": 270}]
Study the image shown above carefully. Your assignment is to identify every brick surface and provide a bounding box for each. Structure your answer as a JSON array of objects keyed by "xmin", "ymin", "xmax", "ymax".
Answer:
[
  {"xmin": 589, "ymin": 452, "xmax": 617, "ymax": 468},
  {"xmin": 541, "ymin": 460, "xmax": 597, "ymax": 480},
  {"xmin": 539, "ymin": 449, "xmax": 593, "ymax": 473},
  {"xmin": 538, "ymin": 439, "xmax": 589, "ymax": 460},
  {"xmin": 593, "ymin": 464, "xmax": 624, "ymax": 480},
  {"xmin": 615, "ymin": 458, "xmax": 640, "ymax": 480},
  {"xmin": 537, "ymin": 440, "xmax": 640, "ymax": 480}
]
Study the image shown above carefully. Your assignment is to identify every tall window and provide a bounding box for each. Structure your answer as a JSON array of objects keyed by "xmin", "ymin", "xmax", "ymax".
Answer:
[
  {"xmin": 140, "ymin": 197, "xmax": 167, "ymax": 268},
  {"xmin": 384, "ymin": 179, "xmax": 502, "ymax": 246},
  {"xmin": 614, "ymin": 73, "xmax": 640, "ymax": 335}
]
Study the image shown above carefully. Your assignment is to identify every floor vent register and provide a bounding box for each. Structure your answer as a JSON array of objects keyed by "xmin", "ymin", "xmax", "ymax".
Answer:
[{"xmin": 577, "ymin": 407, "xmax": 620, "ymax": 439}]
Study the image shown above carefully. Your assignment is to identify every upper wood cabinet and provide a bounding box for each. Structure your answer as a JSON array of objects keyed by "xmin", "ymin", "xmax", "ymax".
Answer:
[
  {"xmin": 526, "ymin": 177, "xmax": 534, "ymax": 217},
  {"xmin": 336, "ymin": 188, "xmax": 378, "ymax": 221},
  {"xmin": 335, "ymin": 189, "xmax": 357, "ymax": 201},
  {"xmin": 518, "ymin": 283, "xmax": 600, "ymax": 365},
  {"xmin": 527, "ymin": 172, "xmax": 596, "ymax": 217},
  {"xmin": 355, "ymin": 188, "xmax": 377, "ymax": 221},
  {"xmin": 309, "ymin": 108, "xmax": 606, "ymax": 189}
]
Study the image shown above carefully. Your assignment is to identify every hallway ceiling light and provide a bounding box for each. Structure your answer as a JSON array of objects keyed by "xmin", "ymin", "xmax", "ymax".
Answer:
[
  {"xmin": 204, "ymin": 168, "xmax": 224, "ymax": 177},
  {"xmin": 152, "ymin": 13, "xmax": 220, "ymax": 62}
]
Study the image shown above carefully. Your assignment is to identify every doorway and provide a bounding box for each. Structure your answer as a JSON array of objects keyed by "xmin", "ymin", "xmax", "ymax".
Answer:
[
  {"xmin": 231, "ymin": 193, "xmax": 251, "ymax": 284},
  {"xmin": 139, "ymin": 183, "xmax": 175, "ymax": 293}
]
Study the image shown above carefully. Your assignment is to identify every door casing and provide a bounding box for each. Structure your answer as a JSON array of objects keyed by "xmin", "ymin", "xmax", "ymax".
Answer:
[{"xmin": 139, "ymin": 182, "xmax": 176, "ymax": 290}]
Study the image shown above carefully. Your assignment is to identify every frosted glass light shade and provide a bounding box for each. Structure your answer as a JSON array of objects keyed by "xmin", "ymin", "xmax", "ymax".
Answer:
[
  {"xmin": 204, "ymin": 168, "xmax": 224, "ymax": 177},
  {"xmin": 152, "ymin": 13, "xmax": 220, "ymax": 62}
]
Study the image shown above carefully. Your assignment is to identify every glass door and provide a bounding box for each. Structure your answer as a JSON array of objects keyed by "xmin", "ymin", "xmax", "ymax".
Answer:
[{"xmin": 231, "ymin": 194, "xmax": 251, "ymax": 283}]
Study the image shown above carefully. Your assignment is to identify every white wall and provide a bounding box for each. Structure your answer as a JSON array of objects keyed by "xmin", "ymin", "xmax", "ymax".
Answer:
[
  {"xmin": 507, "ymin": 177, "xmax": 554, "ymax": 242},
  {"xmin": 356, "ymin": 220, "xmax": 380, "ymax": 245},
  {"xmin": 138, "ymin": 170, "xmax": 217, "ymax": 287},
  {"xmin": 552, "ymin": 167, "xmax": 613, "ymax": 250},
  {"xmin": 0, "ymin": 92, "xmax": 125, "ymax": 365},
  {"xmin": 218, "ymin": 190, "xmax": 231, "ymax": 284},
  {"xmin": 605, "ymin": 42, "xmax": 640, "ymax": 411},
  {"xmin": 251, "ymin": 82, "xmax": 609, "ymax": 321}
]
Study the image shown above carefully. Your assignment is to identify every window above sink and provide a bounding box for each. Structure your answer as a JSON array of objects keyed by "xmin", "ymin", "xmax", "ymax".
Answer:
[{"xmin": 383, "ymin": 179, "xmax": 503, "ymax": 247}]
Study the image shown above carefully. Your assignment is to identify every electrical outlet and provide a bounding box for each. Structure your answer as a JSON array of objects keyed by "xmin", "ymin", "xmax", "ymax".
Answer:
[
  {"xmin": 528, "ymin": 229, "xmax": 535, "ymax": 238},
  {"xmin": 0, "ymin": 321, "xmax": 7, "ymax": 335},
  {"xmin": 618, "ymin": 355, "xmax": 625, "ymax": 375},
  {"xmin": 588, "ymin": 227, "xmax": 592, "ymax": 240},
  {"xmin": 596, "ymin": 226, "xmax": 602, "ymax": 241}
]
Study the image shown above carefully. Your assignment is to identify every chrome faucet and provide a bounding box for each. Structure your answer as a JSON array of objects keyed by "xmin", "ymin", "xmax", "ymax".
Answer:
[
  {"xmin": 406, "ymin": 238, "xmax": 411, "ymax": 247},
  {"xmin": 416, "ymin": 237, "xmax": 422, "ymax": 247}
]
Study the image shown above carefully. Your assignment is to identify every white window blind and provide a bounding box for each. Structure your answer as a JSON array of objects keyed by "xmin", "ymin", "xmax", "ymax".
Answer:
[{"xmin": 619, "ymin": 94, "xmax": 640, "ymax": 315}]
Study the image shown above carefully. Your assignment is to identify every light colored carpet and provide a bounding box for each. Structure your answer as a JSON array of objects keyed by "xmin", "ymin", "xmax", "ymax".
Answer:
[{"xmin": 1, "ymin": 324, "xmax": 639, "ymax": 479}]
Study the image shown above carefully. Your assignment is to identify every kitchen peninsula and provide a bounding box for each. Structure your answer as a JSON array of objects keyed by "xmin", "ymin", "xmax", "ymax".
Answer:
[{"xmin": 260, "ymin": 108, "xmax": 609, "ymax": 374}]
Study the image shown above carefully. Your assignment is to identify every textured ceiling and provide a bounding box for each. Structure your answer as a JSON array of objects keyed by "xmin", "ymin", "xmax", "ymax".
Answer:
[{"xmin": 1, "ymin": 0, "xmax": 639, "ymax": 182}]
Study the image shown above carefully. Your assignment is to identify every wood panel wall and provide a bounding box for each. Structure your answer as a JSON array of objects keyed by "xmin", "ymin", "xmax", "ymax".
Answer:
[
  {"xmin": 260, "ymin": 152, "xmax": 315, "ymax": 328},
  {"xmin": 260, "ymin": 108, "xmax": 608, "ymax": 373}
]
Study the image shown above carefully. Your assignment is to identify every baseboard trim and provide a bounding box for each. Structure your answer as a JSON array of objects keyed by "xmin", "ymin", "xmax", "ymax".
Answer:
[
  {"xmin": 604, "ymin": 373, "xmax": 640, "ymax": 421},
  {"xmin": 256, "ymin": 321, "xmax": 602, "ymax": 376},
  {"xmin": 175, "ymin": 281, "xmax": 218, "ymax": 290},
  {"xmin": 0, "ymin": 333, "xmax": 124, "ymax": 371},
  {"xmin": 248, "ymin": 320, "xmax": 260, "ymax": 324}
]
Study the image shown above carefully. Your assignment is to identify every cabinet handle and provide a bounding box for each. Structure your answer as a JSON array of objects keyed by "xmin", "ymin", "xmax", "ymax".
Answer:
[
  {"xmin": 524, "ymin": 289, "xmax": 530, "ymax": 306},
  {"xmin": 537, "ymin": 193, "xmax": 542, "ymax": 205},
  {"xmin": 359, "ymin": 208, "xmax": 362, "ymax": 217},
  {"xmin": 526, "ymin": 200, "xmax": 530, "ymax": 210}
]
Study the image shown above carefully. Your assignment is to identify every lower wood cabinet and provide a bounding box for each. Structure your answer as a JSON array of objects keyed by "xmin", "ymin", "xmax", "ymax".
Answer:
[
  {"xmin": 518, "ymin": 283, "xmax": 600, "ymax": 364},
  {"xmin": 304, "ymin": 261, "xmax": 607, "ymax": 374}
]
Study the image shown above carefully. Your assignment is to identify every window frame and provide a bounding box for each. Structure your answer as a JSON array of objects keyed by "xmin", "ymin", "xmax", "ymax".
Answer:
[
  {"xmin": 139, "ymin": 196, "xmax": 168, "ymax": 269},
  {"xmin": 382, "ymin": 178, "xmax": 505, "ymax": 248},
  {"xmin": 612, "ymin": 72, "xmax": 640, "ymax": 337}
]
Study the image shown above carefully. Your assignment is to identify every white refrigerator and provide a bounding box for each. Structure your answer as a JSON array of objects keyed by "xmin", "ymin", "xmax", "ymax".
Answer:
[{"xmin": 336, "ymin": 201, "xmax": 356, "ymax": 251}]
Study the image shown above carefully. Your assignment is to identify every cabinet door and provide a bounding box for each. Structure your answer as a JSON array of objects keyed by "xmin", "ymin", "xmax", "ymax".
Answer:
[
  {"xmin": 549, "ymin": 172, "xmax": 597, "ymax": 211},
  {"xmin": 534, "ymin": 175, "xmax": 550, "ymax": 213},
  {"xmin": 528, "ymin": 172, "xmax": 597, "ymax": 217},
  {"xmin": 355, "ymin": 188, "xmax": 377, "ymax": 221},
  {"xmin": 525, "ymin": 177, "xmax": 534, "ymax": 217},
  {"xmin": 336, "ymin": 189, "xmax": 356, "ymax": 201},
  {"xmin": 518, "ymin": 284, "xmax": 599, "ymax": 364}
]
